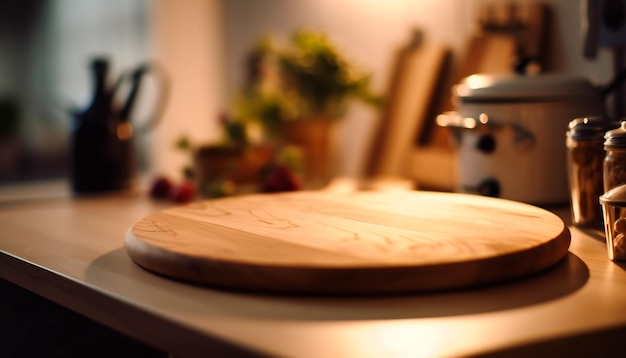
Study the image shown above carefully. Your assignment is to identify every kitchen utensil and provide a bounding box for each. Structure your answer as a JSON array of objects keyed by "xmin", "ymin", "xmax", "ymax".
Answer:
[
  {"xmin": 125, "ymin": 190, "xmax": 570, "ymax": 294},
  {"xmin": 70, "ymin": 57, "xmax": 168, "ymax": 194},
  {"xmin": 438, "ymin": 73, "xmax": 606, "ymax": 205}
]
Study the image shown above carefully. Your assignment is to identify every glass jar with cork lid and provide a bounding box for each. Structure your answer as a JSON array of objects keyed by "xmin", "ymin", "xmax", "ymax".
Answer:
[
  {"xmin": 604, "ymin": 121, "xmax": 626, "ymax": 192},
  {"xmin": 567, "ymin": 117, "xmax": 618, "ymax": 228}
]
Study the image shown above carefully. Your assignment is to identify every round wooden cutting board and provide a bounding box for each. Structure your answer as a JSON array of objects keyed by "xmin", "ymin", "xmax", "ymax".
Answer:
[{"xmin": 125, "ymin": 190, "xmax": 570, "ymax": 294}]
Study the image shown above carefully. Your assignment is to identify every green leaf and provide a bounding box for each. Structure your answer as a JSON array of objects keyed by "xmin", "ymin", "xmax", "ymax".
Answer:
[{"xmin": 175, "ymin": 135, "xmax": 193, "ymax": 151}]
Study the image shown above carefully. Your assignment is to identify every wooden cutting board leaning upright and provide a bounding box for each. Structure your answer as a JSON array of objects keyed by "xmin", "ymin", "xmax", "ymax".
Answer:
[{"xmin": 125, "ymin": 190, "xmax": 570, "ymax": 294}]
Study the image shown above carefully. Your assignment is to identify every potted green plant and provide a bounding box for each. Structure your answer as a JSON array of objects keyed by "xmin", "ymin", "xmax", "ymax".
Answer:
[{"xmin": 231, "ymin": 29, "xmax": 381, "ymax": 183}]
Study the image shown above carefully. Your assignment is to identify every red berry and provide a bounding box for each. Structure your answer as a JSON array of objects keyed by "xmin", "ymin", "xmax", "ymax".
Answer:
[
  {"xmin": 260, "ymin": 164, "xmax": 302, "ymax": 193},
  {"xmin": 150, "ymin": 176, "xmax": 173, "ymax": 199},
  {"xmin": 170, "ymin": 181, "xmax": 196, "ymax": 203}
]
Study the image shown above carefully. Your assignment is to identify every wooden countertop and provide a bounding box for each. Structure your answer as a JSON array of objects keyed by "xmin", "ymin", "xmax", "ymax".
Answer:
[{"xmin": 2, "ymin": 181, "xmax": 626, "ymax": 357}]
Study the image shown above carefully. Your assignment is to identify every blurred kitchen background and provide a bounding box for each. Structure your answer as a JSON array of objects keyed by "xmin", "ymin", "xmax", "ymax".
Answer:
[{"xmin": 0, "ymin": 0, "xmax": 617, "ymax": 192}]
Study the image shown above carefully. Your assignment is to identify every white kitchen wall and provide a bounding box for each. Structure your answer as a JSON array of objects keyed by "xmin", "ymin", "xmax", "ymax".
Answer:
[
  {"xmin": 149, "ymin": 0, "xmax": 225, "ymax": 181},
  {"xmin": 222, "ymin": 0, "xmax": 474, "ymax": 96}
]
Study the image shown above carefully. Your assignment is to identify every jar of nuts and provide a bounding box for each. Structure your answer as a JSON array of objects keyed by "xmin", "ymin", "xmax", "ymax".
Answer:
[
  {"xmin": 599, "ymin": 184, "xmax": 626, "ymax": 261},
  {"xmin": 604, "ymin": 121, "xmax": 626, "ymax": 192},
  {"xmin": 566, "ymin": 117, "xmax": 618, "ymax": 228}
]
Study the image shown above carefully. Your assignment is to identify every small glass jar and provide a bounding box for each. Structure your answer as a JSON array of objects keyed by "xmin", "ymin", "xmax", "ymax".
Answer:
[
  {"xmin": 566, "ymin": 117, "xmax": 618, "ymax": 228},
  {"xmin": 599, "ymin": 184, "xmax": 626, "ymax": 260},
  {"xmin": 604, "ymin": 121, "xmax": 626, "ymax": 192}
]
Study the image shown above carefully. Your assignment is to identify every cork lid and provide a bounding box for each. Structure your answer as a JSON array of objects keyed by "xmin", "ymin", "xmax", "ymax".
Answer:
[
  {"xmin": 567, "ymin": 117, "xmax": 619, "ymax": 141},
  {"xmin": 604, "ymin": 121, "xmax": 626, "ymax": 148}
]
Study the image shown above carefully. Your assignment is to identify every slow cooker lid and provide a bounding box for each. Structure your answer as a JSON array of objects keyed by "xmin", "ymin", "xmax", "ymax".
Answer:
[{"xmin": 455, "ymin": 74, "xmax": 599, "ymax": 103}]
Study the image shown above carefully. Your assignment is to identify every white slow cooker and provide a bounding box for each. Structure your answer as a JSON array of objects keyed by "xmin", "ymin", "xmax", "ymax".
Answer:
[{"xmin": 438, "ymin": 74, "xmax": 606, "ymax": 205}]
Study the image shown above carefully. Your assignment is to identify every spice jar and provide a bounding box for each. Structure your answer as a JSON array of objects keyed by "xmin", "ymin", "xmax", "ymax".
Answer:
[
  {"xmin": 566, "ymin": 117, "xmax": 618, "ymax": 228},
  {"xmin": 604, "ymin": 121, "xmax": 626, "ymax": 192}
]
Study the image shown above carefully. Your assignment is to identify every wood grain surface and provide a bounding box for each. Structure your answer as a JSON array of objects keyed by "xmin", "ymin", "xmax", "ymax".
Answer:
[
  {"xmin": 125, "ymin": 191, "xmax": 570, "ymax": 294},
  {"xmin": 366, "ymin": 32, "xmax": 448, "ymax": 178}
]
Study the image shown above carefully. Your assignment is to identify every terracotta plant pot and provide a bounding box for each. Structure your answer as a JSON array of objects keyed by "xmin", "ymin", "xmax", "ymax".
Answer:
[
  {"xmin": 193, "ymin": 144, "xmax": 274, "ymax": 189},
  {"xmin": 278, "ymin": 118, "xmax": 335, "ymax": 186}
]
